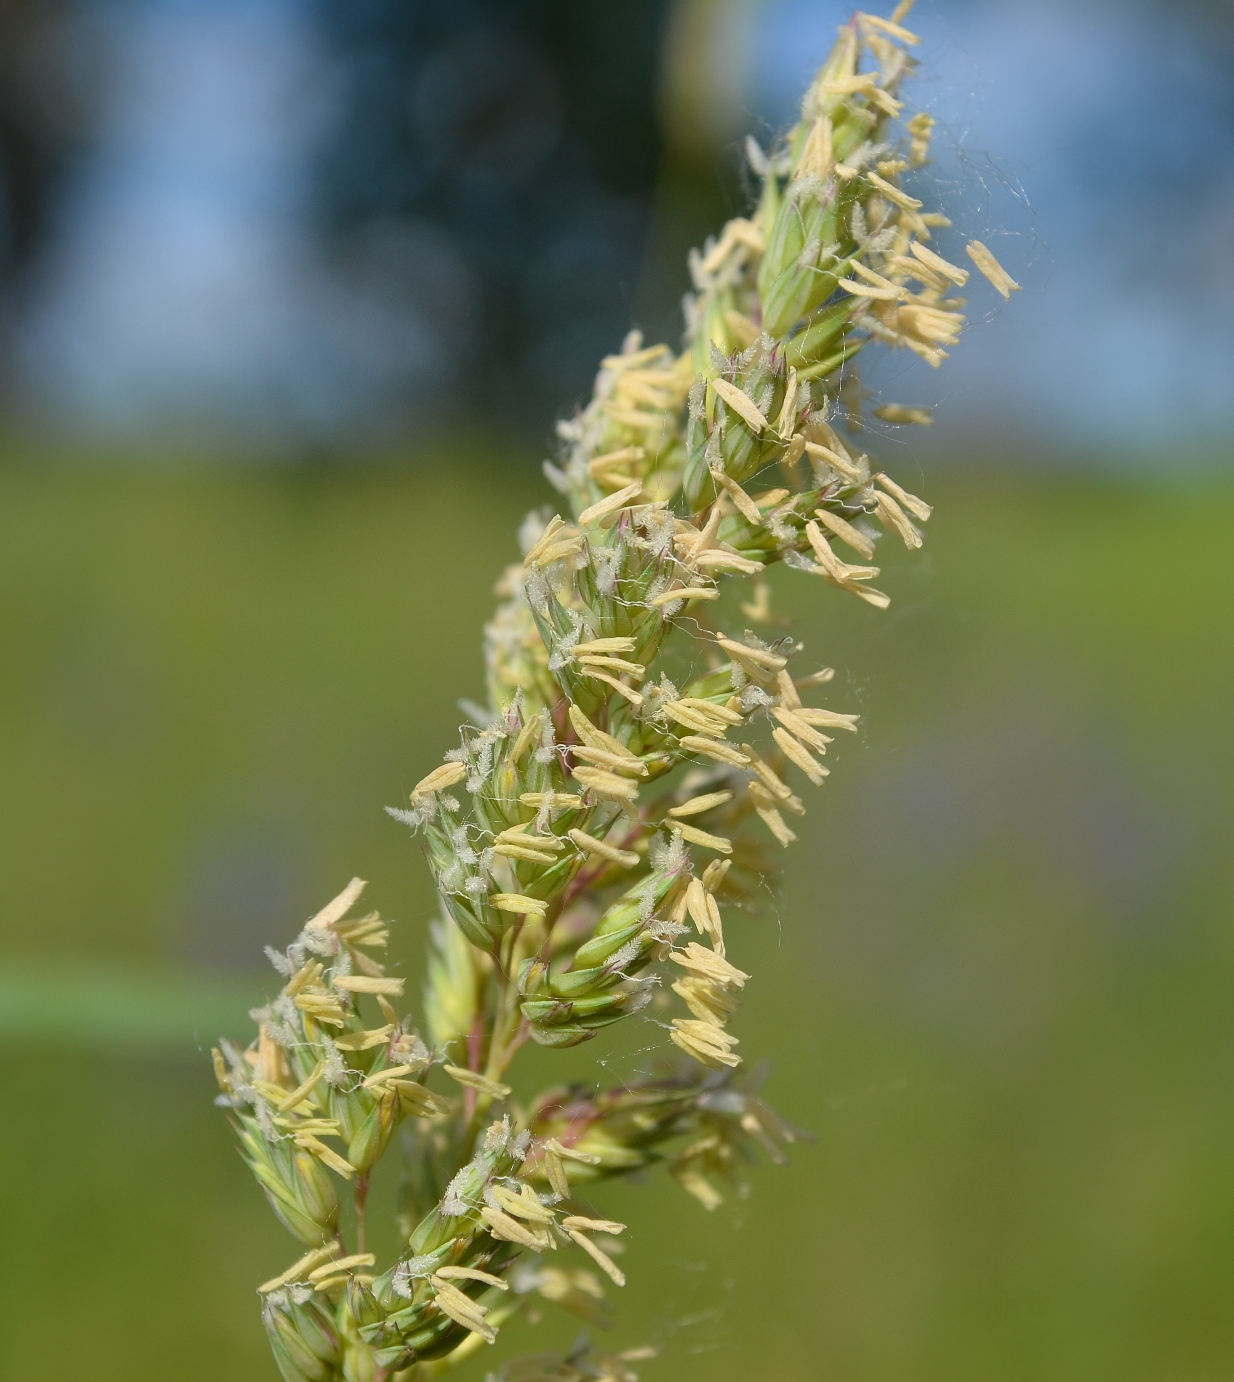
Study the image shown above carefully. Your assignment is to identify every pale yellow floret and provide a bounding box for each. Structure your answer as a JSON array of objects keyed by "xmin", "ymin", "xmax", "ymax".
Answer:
[
  {"xmin": 669, "ymin": 791, "xmax": 734, "ymax": 818},
  {"xmin": 572, "ymin": 745, "xmax": 648, "ymax": 776},
  {"xmin": 859, "ymin": 12, "xmax": 921, "ymax": 43},
  {"xmin": 671, "ymin": 822, "xmax": 733, "ymax": 855},
  {"xmin": 431, "ymin": 1279, "xmax": 498, "ymax": 1344},
  {"xmin": 709, "ymin": 467, "xmax": 762, "ymax": 524},
  {"xmin": 675, "ymin": 1165, "xmax": 724, "ymax": 1211},
  {"xmin": 276, "ymin": 1061, "xmax": 327, "ymax": 1113},
  {"xmin": 495, "ymin": 828, "xmax": 566, "ymax": 850},
  {"xmin": 572, "ymin": 637, "xmax": 636, "ymax": 655},
  {"xmin": 776, "ymin": 367, "xmax": 799, "ymax": 439},
  {"xmin": 575, "ymin": 654, "xmax": 646, "ymax": 679},
  {"xmin": 805, "ymin": 520, "xmax": 882, "ymax": 585},
  {"xmin": 520, "ymin": 792, "xmax": 582, "ymax": 809},
  {"xmin": 669, "ymin": 942, "xmax": 749, "ymax": 988},
  {"xmin": 308, "ymin": 1254, "xmax": 375, "ymax": 1283},
  {"xmin": 443, "ymin": 1064, "xmax": 513, "ymax": 1099},
  {"xmin": 293, "ymin": 1132, "xmax": 355, "ymax": 1178},
  {"xmin": 588, "ymin": 723, "xmax": 642, "ymax": 762},
  {"xmin": 866, "ymin": 86, "xmax": 905, "ymax": 117},
  {"xmin": 272, "ymin": 1115, "xmax": 341, "ymax": 1137},
  {"xmin": 577, "ymin": 668, "xmax": 645, "ymax": 705},
  {"xmin": 293, "ymin": 992, "xmax": 348, "ymax": 1027},
  {"xmin": 907, "ymin": 109, "xmax": 934, "ymax": 164},
  {"xmin": 561, "ymin": 1215, "xmax": 625, "ymax": 1236},
  {"xmin": 772, "ymin": 727, "xmax": 829, "ymax": 786},
  {"xmin": 562, "ymin": 1223, "xmax": 627, "ymax": 1287},
  {"xmin": 683, "ymin": 877, "xmax": 709, "ymax": 936},
  {"xmin": 893, "ymin": 252, "xmax": 947, "ymax": 292},
  {"xmin": 361, "ymin": 1062, "xmax": 422, "ymax": 1090},
  {"xmin": 649, "ymin": 585, "xmax": 718, "ymax": 607},
  {"xmin": 694, "ymin": 549, "xmax": 764, "ymax": 575},
  {"xmin": 491, "ymin": 894, "xmax": 549, "ymax": 917},
  {"xmin": 492, "ymin": 843, "xmax": 558, "ymax": 865},
  {"xmin": 435, "ymin": 1266, "xmax": 509, "ymax": 1290},
  {"xmin": 568, "ymin": 828, "xmax": 639, "ymax": 869},
  {"xmin": 851, "ymin": 260, "xmax": 906, "ymax": 297},
  {"xmin": 747, "ymin": 783, "xmax": 798, "ymax": 846},
  {"xmin": 285, "ymin": 966, "xmax": 325, "ymax": 998},
  {"xmin": 673, "ymin": 976, "xmax": 739, "ymax": 1026},
  {"xmin": 394, "ymin": 1081, "xmax": 452, "ymax": 1117},
  {"xmin": 412, "ymin": 762, "xmax": 468, "ymax": 799},
  {"xmin": 258, "ymin": 1244, "xmax": 340, "ymax": 1294},
  {"xmin": 699, "ymin": 216, "xmax": 766, "ymax": 274},
  {"xmin": 682, "ymin": 505, "xmax": 721, "ymax": 558},
  {"xmin": 775, "ymin": 667, "xmax": 802, "ymax": 708},
  {"xmin": 821, "ymin": 74, "xmax": 876, "ymax": 97},
  {"xmin": 873, "ymin": 489, "xmax": 923, "ymax": 548},
  {"xmin": 680, "ymin": 735, "xmax": 750, "ymax": 767},
  {"xmin": 600, "ymin": 342, "xmax": 671, "ymax": 371},
  {"xmin": 712, "ymin": 377, "xmax": 769, "ymax": 433},
  {"xmin": 543, "ymin": 1146, "xmax": 570, "ymax": 1200},
  {"xmin": 304, "ymin": 876, "xmax": 367, "ymax": 931},
  {"xmin": 866, "ymin": 170, "xmax": 922, "ymax": 210},
  {"xmin": 742, "ymin": 746, "xmax": 800, "ymax": 807},
  {"xmin": 966, "ymin": 239, "xmax": 1020, "ymax": 298},
  {"xmin": 545, "ymin": 1138, "xmax": 602, "ymax": 1166},
  {"xmin": 875, "ymin": 471, "xmax": 932, "ymax": 521},
  {"xmin": 523, "ymin": 514, "xmax": 566, "ymax": 566},
  {"xmin": 310, "ymin": 1272, "xmax": 375, "ymax": 1295},
  {"xmin": 771, "ymin": 705, "xmax": 832, "ymax": 753},
  {"xmin": 332, "ymin": 1025, "xmax": 396, "ymax": 1052},
  {"xmin": 578, "ymin": 480, "xmax": 643, "ymax": 526},
  {"xmin": 509, "ymin": 714, "xmax": 543, "ymax": 765},
  {"xmin": 587, "ymin": 446, "xmax": 644, "ymax": 480},
  {"xmin": 491, "ymin": 1183, "xmax": 556, "ymax": 1224},
  {"xmin": 795, "ymin": 116, "xmax": 834, "ymax": 179},
  {"xmin": 661, "ymin": 701, "xmax": 727, "ymax": 736},
  {"xmin": 716, "ymin": 636, "xmax": 787, "ymax": 671},
  {"xmin": 678, "ymin": 696, "xmax": 743, "ymax": 725},
  {"xmin": 702, "ymin": 858, "xmax": 730, "ymax": 892},
  {"xmin": 910, "ymin": 239, "xmax": 969, "ymax": 286},
  {"xmin": 567, "ymin": 703, "xmax": 602, "ymax": 745},
  {"xmin": 571, "ymin": 766, "xmax": 640, "ymax": 801},
  {"xmin": 873, "ymin": 403, "xmax": 933, "ymax": 426},
  {"xmin": 794, "ymin": 706, "xmax": 860, "ymax": 731},
  {"xmin": 538, "ymin": 536, "xmax": 586, "ymax": 564},
  {"xmin": 481, "ymin": 1205, "xmax": 553, "ymax": 1251},
  {"xmin": 333, "ymin": 974, "xmax": 405, "ymax": 996},
  {"xmin": 670, "ymin": 1018, "xmax": 742, "ymax": 1070},
  {"xmin": 802, "ymin": 439, "xmax": 865, "ymax": 481},
  {"xmin": 813, "ymin": 506, "xmax": 875, "ymax": 559},
  {"xmin": 837, "ymin": 276, "xmax": 900, "ymax": 300}
]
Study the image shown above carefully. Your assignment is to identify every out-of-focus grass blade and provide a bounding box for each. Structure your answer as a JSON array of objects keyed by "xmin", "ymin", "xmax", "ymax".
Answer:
[{"xmin": 0, "ymin": 965, "xmax": 266, "ymax": 1049}]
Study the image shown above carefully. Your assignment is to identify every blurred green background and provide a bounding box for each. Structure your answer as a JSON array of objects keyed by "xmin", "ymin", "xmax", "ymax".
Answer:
[
  {"xmin": 2, "ymin": 0, "xmax": 1234, "ymax": 1378},
  {"xmin": 2, "ymin": 459, "xmax": 1232, "ymax": 1379}
]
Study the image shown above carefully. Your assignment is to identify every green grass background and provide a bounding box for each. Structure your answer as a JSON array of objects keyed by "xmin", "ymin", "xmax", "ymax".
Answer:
[{"xmin": 1, "ymin": 456, "xmax": 1231, "ymax": 1380}]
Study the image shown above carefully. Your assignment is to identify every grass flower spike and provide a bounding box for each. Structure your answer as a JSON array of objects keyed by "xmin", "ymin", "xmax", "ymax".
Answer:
[{"xmin": 215, "ymin": 8, "xmax": 1017, "ymax": 1378}]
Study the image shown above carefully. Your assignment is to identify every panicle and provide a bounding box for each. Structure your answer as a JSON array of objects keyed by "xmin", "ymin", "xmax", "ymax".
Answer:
[{"xmin": 214, "ymin": 9, "xmax": 1015, "ymax": 1377}]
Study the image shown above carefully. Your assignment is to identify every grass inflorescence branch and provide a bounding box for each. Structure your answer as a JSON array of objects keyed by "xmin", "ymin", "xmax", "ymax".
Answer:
[{"xmin": 214, "ymin": 8, "xmax": 1017, "ymax": 1379}]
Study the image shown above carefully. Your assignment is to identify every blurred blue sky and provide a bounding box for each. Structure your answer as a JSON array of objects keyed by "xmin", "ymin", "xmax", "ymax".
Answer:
[
  {"xmin": 9, "ymin": 0, "xmax": 1234, "ymax": 455},
  {"xmin": 18, "ymin": 0, "xmax": 468, "ymax": 442},
  {"xmin": 745, "ymin": 0, "xmax": 1234, "ymax": 453}
]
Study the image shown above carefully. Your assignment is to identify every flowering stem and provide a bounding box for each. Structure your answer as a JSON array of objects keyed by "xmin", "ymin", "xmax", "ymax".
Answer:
[
  {"xmin": 214, "ymin": 8, "xmax": 1021, "ymax": 1378},
  {"xmin": 354, "ymin": 1172, "xmax": 370, "ymax": 1256}
]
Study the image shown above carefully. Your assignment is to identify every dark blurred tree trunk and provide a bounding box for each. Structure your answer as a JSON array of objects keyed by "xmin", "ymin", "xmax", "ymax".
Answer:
[{"xmin": 306, "ymin": 0, "xmax": 675, "ymax": 433}]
